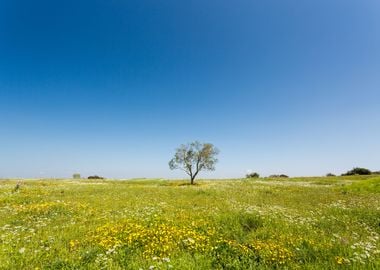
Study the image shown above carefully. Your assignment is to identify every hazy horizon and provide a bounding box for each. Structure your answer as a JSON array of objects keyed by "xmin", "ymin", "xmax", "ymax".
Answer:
[{"xmin": 1, "ymin": 1, "xmax": 379, "ymax": 179}]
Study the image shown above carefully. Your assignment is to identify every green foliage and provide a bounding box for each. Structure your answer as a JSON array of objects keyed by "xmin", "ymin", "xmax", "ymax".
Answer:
[
  {"xmin": 342, "ymin": 167, "xmax": 372, "ymax": 176},
  {"xmin": 326, "ymin": 173, "xmax": 336, "ymax": 177},
  {"xmin": 73, "ymin": 173, "xmax": 81, "ymax": 179},
  {"xmin": 169, "ymin": 141, "xmax": 219, "ymax": 184},
  {"xmin": 269, "ymin": 174, "xmax": 289, "ymax": 178},
  {"xmin": 87, "ymin": 175, "xmax": 105, "ymax": 179},
  {"xmin": 246, "ymin": 172, "xmax": 260, "ymax": 178}
]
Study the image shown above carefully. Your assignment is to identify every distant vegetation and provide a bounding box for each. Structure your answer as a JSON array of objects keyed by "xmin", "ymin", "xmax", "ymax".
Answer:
[
  {"xmin": 341, "ymin": 167, "xmax": 372, "ymax": 176},
  {"xmin": 246, "ymin": 172, "xmax": 260, "ymax": 178},
  {"xmin": 326, "ymin": 173, "xmax": 336, "ymax": 177},
  {"xmin": 72, "ymin": 173, "xmax": 81, "ymax": 179},
  {"xmin": 88, "ymin": 175, "xmax": 105, "ymax": 179},
  {"xmin": 269, "ymin": 174, "xmax": 289, "ymax": 178}
]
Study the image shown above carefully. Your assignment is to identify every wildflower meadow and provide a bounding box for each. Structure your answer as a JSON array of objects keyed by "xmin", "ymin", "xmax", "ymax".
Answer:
[{"xmin": 0, "ymin": 176, "xmax": 379, "ymax": 269}]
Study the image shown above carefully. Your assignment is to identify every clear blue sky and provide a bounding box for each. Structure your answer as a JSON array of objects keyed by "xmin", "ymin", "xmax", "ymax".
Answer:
[{"xmin": 0, "ymin": 0, "xmax": 379, "ymax": 179}]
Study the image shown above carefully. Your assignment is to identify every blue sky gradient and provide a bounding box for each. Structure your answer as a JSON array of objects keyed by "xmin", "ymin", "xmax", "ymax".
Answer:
[{"xmin": 0, "ymin": 0, "xmax": 379, "ymax": 178}]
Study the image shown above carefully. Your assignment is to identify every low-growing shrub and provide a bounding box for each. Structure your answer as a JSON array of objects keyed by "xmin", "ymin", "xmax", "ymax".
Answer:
[
  {"xmin": 269, "ymin": 174, "xmax": 289, "ymax": 178},
  {"xmin": 326, "ymin": 173, "xmax": 336, "ymax": 177},
  {"xmin": 246, "ymin": 172, "xmax": 260, "ymax": 178},
  {"xmin": 88, "ymin": 175, "xmax": 105, "ymax": 179},
  {"xmin": 341, "ymin": 167, "xmax": 371, "ymax": 176}
]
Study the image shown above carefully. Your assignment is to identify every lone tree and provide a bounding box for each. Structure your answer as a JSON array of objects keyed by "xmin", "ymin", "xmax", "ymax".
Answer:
[{"xmin": 169, "ymin": 141, "xmax": 219, "ymax": 185}]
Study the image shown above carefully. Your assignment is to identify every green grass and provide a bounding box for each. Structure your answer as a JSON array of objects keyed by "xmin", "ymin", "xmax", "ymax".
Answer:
[
  {"xmin": 0, "ymin": 176, "xmax": 379, "ymax": 269},
  {"xmin": 341, "ymin": 176, "xmax": 380, "ymax": 193}
]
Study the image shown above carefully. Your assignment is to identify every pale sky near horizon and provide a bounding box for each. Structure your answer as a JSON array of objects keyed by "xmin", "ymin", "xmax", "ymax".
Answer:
[{"xmin": 0, "ymin": 0, "xmax": 379, "ymax": 179}]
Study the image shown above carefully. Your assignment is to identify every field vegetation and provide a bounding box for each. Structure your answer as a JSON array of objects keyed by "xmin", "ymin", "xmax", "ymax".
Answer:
[{"xmin": 0, "ymin": 176, "xmax": 379, "ymax": 269}]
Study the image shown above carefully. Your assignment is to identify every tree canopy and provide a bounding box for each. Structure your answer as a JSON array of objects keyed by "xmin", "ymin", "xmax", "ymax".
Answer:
[{"xmin": 169, "ymin": 141, "xmax": 219, "ymax": 184}]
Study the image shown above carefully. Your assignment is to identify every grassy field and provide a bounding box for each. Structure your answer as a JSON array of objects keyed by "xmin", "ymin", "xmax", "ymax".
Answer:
[{"xmin": 0, "ymin": 176, "xmax": 379, "ymax": 269}]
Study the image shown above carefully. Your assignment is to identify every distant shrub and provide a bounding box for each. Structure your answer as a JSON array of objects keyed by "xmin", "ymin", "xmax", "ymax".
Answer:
[
  {"xmin": 372, "ymin": 171, "xmax": 380, "ymax": 175},
  {"xmin": 72, "ymin": 173, "xmax": 81, "ymax": 179},
  {"xmin": 246, "ymin": 172, "xmax": 260, "ymax": 178},
  {"xmin": 88, "ymin": 175, "xmax": 105, "ymax": 179},
  {"xmin": 341, "ymin": 167, "xmax": 372, "ymax": 176},
  {"xmin": 326, "ymin": 173, "xmax": 336, "ymax": 177},
  {"xmin": 269, "ymin": 174, "xmax": 289, "ymax": 178}
]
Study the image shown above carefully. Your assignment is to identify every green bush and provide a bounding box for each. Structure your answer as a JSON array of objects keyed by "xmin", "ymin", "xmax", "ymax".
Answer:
[
  {"xmin": 246, "ymin": 172, "xmax": 260, "ymax": 178},
  {"xmin": 269, "ymin": 174, "xmax": 289, "ymax": 178},
  {"xmin": 88, "ymin": 175, "xmax": 105, "ymax": 179},
  {"xmin": 341, "ymin": 167, "xmax": 371, "ymax": 176}
]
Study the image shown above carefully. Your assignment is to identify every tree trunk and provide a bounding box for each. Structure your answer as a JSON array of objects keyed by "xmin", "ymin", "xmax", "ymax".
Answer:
[
  {"xmin": 190, "ymin": 169, "xmax": 199, "ymax": 185},
  {"xmin": 190, "ymin": 176, "xmax": 195, "ymax": 185}
]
